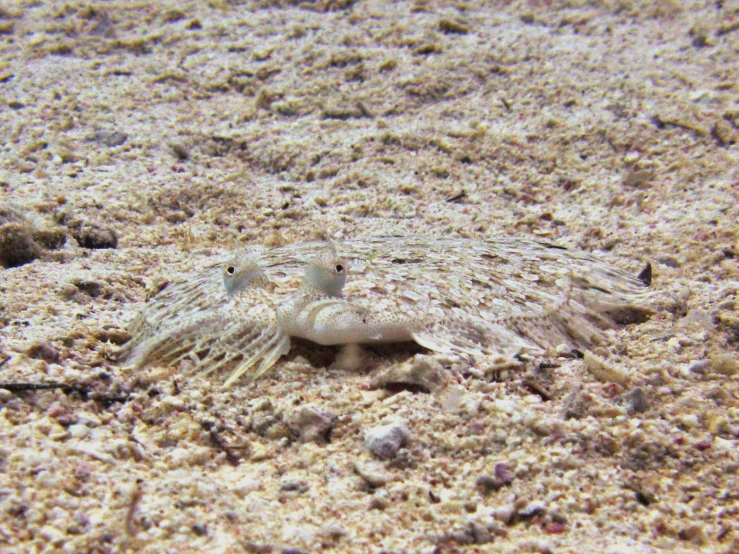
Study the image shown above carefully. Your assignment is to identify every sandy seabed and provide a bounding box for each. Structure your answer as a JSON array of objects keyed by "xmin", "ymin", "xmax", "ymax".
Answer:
[{"xmin": 1, "ymin": 0, "xmax": 738, "ymax": 552}]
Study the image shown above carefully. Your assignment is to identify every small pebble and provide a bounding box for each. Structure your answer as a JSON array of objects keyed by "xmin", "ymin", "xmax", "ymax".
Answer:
[
  {"xmin": 657, "ymin": 255, "xmax": 681, "ymax": 268},
  {"xmin": 438, "ymin": 18, "xmax": 470, "ymax": 34},
  {"xmin": 368, "ymin": 496, "xmax": 390, "ymax": 510},
  {"xmin": 678, "ymin": 523, "xmax": 706, "ymax": 544},
  {"xmin": 517, "ymin": 500, "xmax": 546, "ymax": 518},
  {"xmin": 32, "ymin": 227, "xmax": 67, "ymax": 250},
  {"xmin": 364, "ymin": 422, "xmax": 409, "ymax": 460},
  {"xmin": 622, "ymin": 168, "xmax": 654, "ymax": 188},
  {"xmin": 71, "ymin": 223, "xmax": 117, "ymax": 249},
  {"xmin": 370, "ymin": 354, "xmax": 446, "ymax": 393},
  {"xmin": 280, "ymin": 481, "xmax": 308, "ymax": 493},
  {"xmin": 244, "ymin": 543, "xmax": 274, "ymax": 554},
  {"xmin": 284, "ymin": 405, "xmax": 337, "ymax": 444},
  {"xmin": 89, "ymin": 129, "xmax": 128, "ymax": 147},
  {"xmin": 68, "ymin": 424, "xmax": 90, "ymax": 439},
  {"xmin": 469, "ymin": 522, "xmax": 492, "ymax": 544},
  {"xmin": 709, "ymin": 354, "xmax": 738, "ymax": 376},
  {"xmin": 712, "ymin": 119, "xmax": 736, "ymax": 146},
  {"xmin": 191, "ymin": 523, "xmax": 207, "ymax": 536},
  {"xmin": 26, "ymin": 340, "xmax": 61, "ymax": 364},
  {"xmin": 545, "ymin": 522, "xmax": 566, "ymax": 534},
  {"xmin": 170, "ymin": 143, "xmax": 190, "ymax": 160},
  {"xmin": 688, "ymin": 359, "xmax": 710, "ymax": 374},
  {"xmin": 476, "ymin": 462, "xmax": 513, "ymax": 494},
  {"xmin": 232, "ymin": 476, "xmax": 261, "ymax": 497},
  {"xmin": 561, "ymin": 388, "xmax": 591, "ymax": 420},
  {"xmin": 353, "ymin": 461, "xmax": 391, "ymax": 488},
  {"xmin": 623, "ymin": 388, "xmax": 648, "ymax": 413}
]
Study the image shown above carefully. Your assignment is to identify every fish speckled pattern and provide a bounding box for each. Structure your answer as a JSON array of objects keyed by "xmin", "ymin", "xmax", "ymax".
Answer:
[{"xmin": 119, "ymin": 236, "xmax": 651, "ymax": 385}]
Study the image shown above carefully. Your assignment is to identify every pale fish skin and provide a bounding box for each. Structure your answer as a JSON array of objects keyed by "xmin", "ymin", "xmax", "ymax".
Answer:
[{"xmin": 119, "ymin": 236, "xmax": 652, "ymax": 385}]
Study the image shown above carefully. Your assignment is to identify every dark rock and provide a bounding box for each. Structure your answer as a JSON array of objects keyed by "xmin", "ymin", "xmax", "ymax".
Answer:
[
  {"xmin": 545, "ymin": 522, "xmax": 566, "ymax": 534},
  {"xmin": 476, "ymin": 474, "xmax": 500, "ymax": 494},
  {"xmin": 191, "ymin": 523, "xmax": 207, "ymax": 536},
  {"xmin": 72, "ymin": 223, "xmax": 117, "ymax": 249},
  {"xmin": 635, "ymin": 490, "xmax": 655, "ymax": 506},
  {"xmin": 0, "ymin": 223, "xmax": 39, "ymax": 267}
]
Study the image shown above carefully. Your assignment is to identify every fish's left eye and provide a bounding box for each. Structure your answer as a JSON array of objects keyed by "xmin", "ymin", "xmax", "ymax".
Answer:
[
  {"xmin": 335, "ymin": 264, "xmax": 344, "ymax": 273},
  {"xmin": 226, "ymin": 266, "xmax": 236, "ymax": 275}
]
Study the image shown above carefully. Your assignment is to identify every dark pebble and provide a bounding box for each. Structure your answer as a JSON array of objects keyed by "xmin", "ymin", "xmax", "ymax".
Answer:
[
  {"xmin": 0, "ymin": 223, "xmax": 39, "ymax": 268},
  {"xmin": 517, "ymin": 500, "xmax": 546, "ymax": 518},
  {"xmin": 624, "ymin": 387, "xmax": 648, "ymax": 413},
  {"xmin": 72, "ymin": 223, "xmax": 117, "ymax": 249},
  {"xmin": 244, "ymin": 542, "xmax": 274, "ymax": 553},
  {"xmin": 476, "ymin": 462, "xmax": 513, "ymax": 494},
  {"xmin": 469, "ymin": 522, "xmax": 492, "ymax": 544},
  {"xmin": 72, "ymin": 279, "xmax": 106, "ymax": 298},
  {"xmin": 191, "ymin": 523, "xmax": 207, "ymax": 536},
  {"xmin": 32, "ymin": 227, "xmax": 67, "ymax": 250},
  {"xmin": 280, "ymin": 481, "xmax": 308, "ymax": 493},
  {"xmin": 26, "ymin": 341, "xmax": 61, "ymax": 364}
]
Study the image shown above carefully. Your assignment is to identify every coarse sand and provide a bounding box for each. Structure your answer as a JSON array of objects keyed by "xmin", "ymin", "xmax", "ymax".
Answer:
[{"xmin": 1, "ymin": 1, "xmax": 738, "ymax": 552}]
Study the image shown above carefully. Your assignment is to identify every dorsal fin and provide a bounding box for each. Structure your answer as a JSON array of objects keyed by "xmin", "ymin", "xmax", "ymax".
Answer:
[{"xmin": 637, "ymin": 262, "xmax": 652, "ymax": 287}]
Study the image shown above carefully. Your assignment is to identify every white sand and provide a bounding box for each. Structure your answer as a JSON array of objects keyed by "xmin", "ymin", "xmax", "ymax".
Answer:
[{"xmin": 1, "ymin": 1, "xmax": 738, "ymax": 552}]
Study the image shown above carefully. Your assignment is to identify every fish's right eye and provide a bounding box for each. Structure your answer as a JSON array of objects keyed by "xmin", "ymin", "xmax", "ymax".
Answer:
[{"xmin": 226, "ymin": 266, "xmax": 236, "ymax": 275}]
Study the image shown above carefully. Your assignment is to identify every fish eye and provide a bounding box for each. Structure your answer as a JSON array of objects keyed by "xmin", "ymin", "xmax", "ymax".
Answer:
[
  {"xmin": 335, "ymin": 264, "xmax": 344, "ymax": 273},
  {"xmin": 226, "ymin": 266, "xmax": 236, "ymax": 275}
]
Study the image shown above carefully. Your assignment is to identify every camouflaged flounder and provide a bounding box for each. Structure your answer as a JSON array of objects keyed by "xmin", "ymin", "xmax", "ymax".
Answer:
[{"xmin": 118, "ymin": 236, "xmax": 651, "ymax": 386}]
